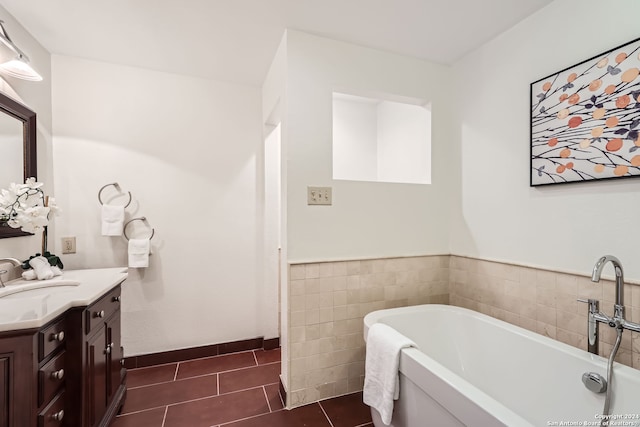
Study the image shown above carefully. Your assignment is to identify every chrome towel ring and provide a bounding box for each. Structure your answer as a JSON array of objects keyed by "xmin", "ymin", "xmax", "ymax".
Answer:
[
  {"xmin": 98, "ymin": 183, "xmax": 132, "ymax": 208},
  {"xmin": 123, "ymin": 217, "xmax": 155, "ymax": 241}
]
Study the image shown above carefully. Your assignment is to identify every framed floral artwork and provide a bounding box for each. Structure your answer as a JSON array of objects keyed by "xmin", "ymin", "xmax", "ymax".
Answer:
[{"xmin": 530, "ymin": 37, "xmax": 640, "ymax": 186}]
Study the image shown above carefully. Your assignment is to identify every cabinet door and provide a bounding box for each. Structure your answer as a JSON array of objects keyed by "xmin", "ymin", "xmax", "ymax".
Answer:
[
  {"xmin": 106, "ymin": 313, "xmax": 122, "ymax": 401},
  {"xmin": 86, "ymin": 326, "xmax": 107, "ymax": 427},
  {"xmin": 0, "ymin": 334, "xmax": 34, "ymax": 427},
  {"xmin": 0, "ymin": 356, "xmax": 8, "ymax": 427}
]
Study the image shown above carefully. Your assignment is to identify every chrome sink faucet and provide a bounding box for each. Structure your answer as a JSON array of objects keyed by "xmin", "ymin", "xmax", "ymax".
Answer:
[{"xmin": 0, "ymin": 258, "xmax": 21, "ymax": 288}]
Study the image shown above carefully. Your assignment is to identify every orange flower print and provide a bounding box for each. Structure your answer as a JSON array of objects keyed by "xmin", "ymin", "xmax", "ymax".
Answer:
[
  {"xmin": 621, "ymin": 68, "xmax": 639, "ymax": 83},
  {"xmin": 615, "ymin": 52, "xmax": 628, "ymax": 63},
  {"xmin": 568, "ymin": 116, "xmax": 582, "ymax": 128},
  {"xmin": 588, "ymin": 79, "xmax": 602, "ymax": 91},
  {"xmin": 616, "ymin": 95, "xmax": 631, "ymax": 109}
]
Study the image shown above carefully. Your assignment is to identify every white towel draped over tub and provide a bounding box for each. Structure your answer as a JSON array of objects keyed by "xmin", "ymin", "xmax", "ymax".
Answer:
[{"xmin": 363, "ymin": 323, "xmax": 417, "ymax": 426}]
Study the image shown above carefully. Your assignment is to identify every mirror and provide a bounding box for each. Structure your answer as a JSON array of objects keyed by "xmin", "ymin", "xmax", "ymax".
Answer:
[{"xmin": 0, "ymin": 91, "xmax": 37, "ymax": 238}]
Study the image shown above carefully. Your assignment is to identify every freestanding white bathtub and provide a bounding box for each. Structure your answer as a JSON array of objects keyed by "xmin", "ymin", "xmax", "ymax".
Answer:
[{"xmin": 363, "ymin": 304, "xmax": 640, "ymax": 427}]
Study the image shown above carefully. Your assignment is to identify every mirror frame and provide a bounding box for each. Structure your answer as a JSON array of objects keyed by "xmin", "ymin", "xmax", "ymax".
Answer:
[{"xmin": 0, "ymin": 91, "xmax": 37, "ymax": 239}]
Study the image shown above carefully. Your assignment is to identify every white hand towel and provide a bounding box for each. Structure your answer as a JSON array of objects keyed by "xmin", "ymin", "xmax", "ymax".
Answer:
[
  {"xmin": 21, "ymin": 269, "xmax": 37, "ymax": 280},
  {"xmin": 363, "ymin": 323, "xmax": 416, "ymax": 426},
  {"xmin": 128, "ymin": 238, "xmax": 150, "ymax": 268},
  {"xmin": 28, "ymin": 256, "xmax": 54, "ymax": 280},
  {"xmin": 51, "ymin": 266, "xmax": 63, "ymax": 277},
  {"xmin": 101, "ymin": 204, "xmax": 125, "ymax": 236}
]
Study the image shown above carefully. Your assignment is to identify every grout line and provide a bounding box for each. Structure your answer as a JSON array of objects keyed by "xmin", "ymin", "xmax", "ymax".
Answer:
[
  {"xmin": 216, "ymin": 373, "xmax": 219, "ymax": 396},
  {"xmin": 173, "ymin": 363, "xmax": 179, "ymax": 381},
  {"xmin": 318, "ymin": 402, "xmax": 335, "ymax": 427},
  {"xmin": 127, "ymin": 372, "xmax": 217, "ymax": 391},
  {"xmin": 127, "ymin": 361, "xmax": 281, "ymax": 390},
  {"xmin": 278, "ymin": 387, "xmax": 285, "ymax": 409},
  {"xmin": 128, "ymin": 360, "xmax": 180, "ymax": 370},
  {"xmin": 115, "ymin": 406, "xmax": 167, "ymax": 418},
  {"xmin": 219, "ymin": 360, "xmax": 280, "ymax": 374},
  {"xmin": 262, "ymin": 386, "xmax": 272, "ymax": 412},
  {"xmin": 252, "ymin": 350, "xmax": 259, "ymax": 365},
  {"xmin": 217, "ymin": 408, "xmax": 284, "ymax": 426},
  {"xmin": 161, "ymin": 406, "xmax": 168, "ymax": 427},
  {"xmin": 128, "ymin": 349, "xmax": 259, "ymax": 373},
  {"xmin": 121, "ymin": 383, "xmax": 283, "ymax": 415}
]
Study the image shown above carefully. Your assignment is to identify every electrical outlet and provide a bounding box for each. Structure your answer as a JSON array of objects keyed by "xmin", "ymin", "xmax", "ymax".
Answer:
[
  {"xmin": 307, "ymin": 186, "xmax": 332, "ymax": 205},
  {"xmin": 61, "ymin": 237, "xmax": 76, "ymax": 254}
]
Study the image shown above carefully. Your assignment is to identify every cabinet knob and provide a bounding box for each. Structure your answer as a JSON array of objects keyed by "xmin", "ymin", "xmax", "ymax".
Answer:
[
  {"xmin": 50, "ymin": 331, "xmax": 65, "ymax": 342},
  {"xmin": 50, "ymin": 368, "xmax": 64, "ymax": 380},
  {"xmin": 105, "ymin": 342, "xmax": 113, "ymax": 355},
  {"xmin": 95, "ymin": 310, "xmax": 105, "ymax": 318},
  {"xmin": 112, "ymin": 295, "xmax": 121, "ymax": 302},
  {"xmin": 51, "ymin": 409, "xmax": 64, "ymax": 421}
]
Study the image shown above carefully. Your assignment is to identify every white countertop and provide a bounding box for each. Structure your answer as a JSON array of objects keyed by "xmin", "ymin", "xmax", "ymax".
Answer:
[{"xmin": 0, "ymin": 267, "xmax": 128, "ymax": 332}]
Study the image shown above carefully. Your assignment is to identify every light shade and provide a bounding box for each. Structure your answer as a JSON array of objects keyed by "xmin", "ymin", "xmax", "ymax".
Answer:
[
  {"xmin": 0, "ymin": 56, "xmax": 42, "ymax": 81},
  {"xmin": 0, "ymin": 20, "xmax": 42, "ymax": 82}
]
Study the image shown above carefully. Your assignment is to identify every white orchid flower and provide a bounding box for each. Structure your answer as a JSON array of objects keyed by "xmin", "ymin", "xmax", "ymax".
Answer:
[
  {"xmin": 0, "ymin": 178, "xmax": 55, "ymax": 233},
  {"xmin": 24, "ymin": 177, "xmax": 43, "ymax": 189}
]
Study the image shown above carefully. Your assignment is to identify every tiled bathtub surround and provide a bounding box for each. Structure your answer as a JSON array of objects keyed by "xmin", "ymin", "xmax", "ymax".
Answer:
[
  {"xmin": 449, "ymin": 256, "xmax": 640, "ymax": 370},
  {"xmin": 286, "ymin": 254, "xmax": 640, "ymax": 409},
  {"xmin": 287, "ymin": 256, "xmax": 450, "ymax": 408}
]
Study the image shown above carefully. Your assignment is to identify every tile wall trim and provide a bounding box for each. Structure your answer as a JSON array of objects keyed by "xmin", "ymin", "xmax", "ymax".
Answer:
[
  {"xmin": 292, "ymin": 253, "xmax": 640, "ymax": 286},
  {"xmin": 289, "ymin": 253, "xmax": 451, "ymax": 265},
  {"xmin": 451, "ymin": 253, "xmax": 640, "ymax": 286}
]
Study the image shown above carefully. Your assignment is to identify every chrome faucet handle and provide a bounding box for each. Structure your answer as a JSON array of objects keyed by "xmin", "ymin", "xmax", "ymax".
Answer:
[{"xmin": 577, "ymin": 298, "xmax": 599, "ymax": 313}]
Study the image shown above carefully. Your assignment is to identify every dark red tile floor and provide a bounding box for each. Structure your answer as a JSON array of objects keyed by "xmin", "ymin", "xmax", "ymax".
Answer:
[{"xmin": 111, "ymin": 348, "xmax": 373, "ymax": 427}]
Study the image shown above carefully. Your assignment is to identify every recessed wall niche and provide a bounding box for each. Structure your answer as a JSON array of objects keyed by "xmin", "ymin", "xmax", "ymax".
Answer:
[{"xmin": 332, "ymin": 92, "xmax": 431, "ymax": 184}]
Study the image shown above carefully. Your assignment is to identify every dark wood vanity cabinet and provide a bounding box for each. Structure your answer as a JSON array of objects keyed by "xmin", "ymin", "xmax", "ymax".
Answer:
[
  {"xmin": 0, "ymin": 282, "xmax": 126, "ymax": 427},
  {"xmin": 83, "ymin": 285, "xmax": 125, "ymax": 427},
  {"xmin": 66, "ymin": 284, "xmax": 126, "ymax": 427}
]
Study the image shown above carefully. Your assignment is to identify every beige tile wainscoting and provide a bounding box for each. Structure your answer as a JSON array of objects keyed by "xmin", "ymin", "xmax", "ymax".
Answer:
[
  {"xmin": 449, "ymin": 255, "xmax": 640, "ymax": 371},
  {"xmin": 285, "ymin": 255, "xmax": 640, "ymax": 408},
  {"xmin": 287, "ymin": 256, "xmax": 450, "ymax": 407}
]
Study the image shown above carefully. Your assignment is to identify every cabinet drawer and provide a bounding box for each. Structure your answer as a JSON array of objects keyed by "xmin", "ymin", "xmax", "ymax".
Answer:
[
  {"xmin": 38, "ymin": 391, "xmax": 65, "ymax": 427},
  {"xmin": 39, "ymin": 317, "xmax": 66, "ymax": 361},
  {"xmin": 86, "ymin": 286, "xmax": 121, "ymax": 335},
  {"xmin": 39, "ymin": 350, "xmax": 65, "ymax": 406}
]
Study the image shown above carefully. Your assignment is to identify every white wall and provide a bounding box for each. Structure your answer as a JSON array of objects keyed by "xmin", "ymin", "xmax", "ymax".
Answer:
[
  {"xmin": 261, "ymin": 33, "xmax": 289, "ymax": 387},
  {"xmin": 450, "ymin": 0, "xmax": 640, "ymax": 279},
  {"xmin": 0, "ymin": 5, "xmax": 53, "ymax": 262},
  {"xmin": 51, "ymin": 55, "xmax": 267, "ymax": 356},
  {"xmin": 332, "ymin": 95, "xmax": 378, "ymax": 181},
  {"xmin": 377, "ymin": 101, "xmax": 430, "ymax": 184},
  {"xmin": 286, "ymin": 30, "xmax": 454, "ymax": 262}
]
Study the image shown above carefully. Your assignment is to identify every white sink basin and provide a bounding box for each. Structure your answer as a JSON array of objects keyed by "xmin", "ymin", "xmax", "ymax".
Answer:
[{"xmin": 0, "ymin": 279, "xmax": 81, "ymax": 299}]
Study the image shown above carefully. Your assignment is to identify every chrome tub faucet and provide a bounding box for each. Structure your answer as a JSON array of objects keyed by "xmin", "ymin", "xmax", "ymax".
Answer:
[
  {"xmin": 582, "ymin": 255, "xmax": 640, "ymax": 356},
  {"xmin": 585, "ymin": 255, "xmax": 640, "ymax": 422},
  {"xmin": 591, "ymin": 255, "xmax": 625, "ymax": 321}
]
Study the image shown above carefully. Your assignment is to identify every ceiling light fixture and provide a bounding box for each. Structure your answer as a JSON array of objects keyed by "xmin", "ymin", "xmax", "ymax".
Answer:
[{"xmin": 0, "ymin": 20, "xmax": 42, "ymax": 81}]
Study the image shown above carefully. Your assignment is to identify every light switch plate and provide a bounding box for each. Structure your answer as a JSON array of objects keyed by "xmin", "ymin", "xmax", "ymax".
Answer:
[{"xmin": 307, "ymin": 186, "xmax": 332, "ymax": 205}]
